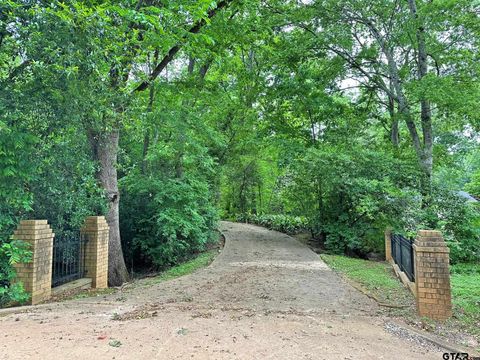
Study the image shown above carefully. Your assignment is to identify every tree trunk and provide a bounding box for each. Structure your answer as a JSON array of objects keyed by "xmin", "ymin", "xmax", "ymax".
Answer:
[
  {"xmin": 387, "ymin": 81, "xmax": 399, "ymax": 147},
  {"xmin": 408, "ymin": 0, "xmax": 433, "ymax": 194},
  {"xmin": 82, "ymin": 0, "xmax": 232, "ymax": 286},
  {"xmin": 370, "ymin": 23, "xmax": 432, "ymax": 195},
  {"xmin": 141, "ymin": 85, "xmax": 155, "ymax": 174},
  {"xmin": 344, "ymin": 6, "xmax": 433, "ymax": 204},
  {"xmin": 390, "ymin": 118, "xmax": 399, "ymax": 147},
  {"xmin": 89, "ymin": 129, "xmax": 129, "ymax": 286},
  {"xmin": 142, "ymin": 131, "xmax": 150, "ymax": 174}
]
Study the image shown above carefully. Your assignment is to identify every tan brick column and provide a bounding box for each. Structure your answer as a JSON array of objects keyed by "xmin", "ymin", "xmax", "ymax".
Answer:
[
  {"xmin": 12, "ymin": 220, "xmax": 54, "ymax": 305},
  {"xmin": 80, "ymin": 216, "xmax": 109, "ymax": 289},
  {"xmin": 385, "ymin": 228, "xmax": 392, "ymax": 262},
  {"xmin": 413, "ymin": 230, "xmax": 452, "ymax": 320}
]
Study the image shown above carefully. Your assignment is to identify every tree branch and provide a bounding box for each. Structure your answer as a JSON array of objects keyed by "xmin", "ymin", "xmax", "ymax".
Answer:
[{"xmin": 134, "ymin": 0, "xmax": 233, "ymax": 92}]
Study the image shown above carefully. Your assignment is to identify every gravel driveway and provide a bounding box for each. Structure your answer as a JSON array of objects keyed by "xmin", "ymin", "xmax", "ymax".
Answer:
[{"xmin": 0, "ymin": 221, "xmax": 442, "ymax": 359}]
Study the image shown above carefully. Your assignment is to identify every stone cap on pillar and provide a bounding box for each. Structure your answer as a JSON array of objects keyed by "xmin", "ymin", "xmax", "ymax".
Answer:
[
  {"xmin": 12, "ymin": 220, "xmax": 54, "ymax": 240},
  {"xmin": 81, "ymin": 216, "xmax": 109, "ymax": 232},
  {"xmin": 414, "ymin": 230, "xmax": 449, "ymax": 251},
  {"xmin": 20, "ymin": 220, "xmax": 48, "ymax": 226},
  {"xmin": 16, "ymin": 220, "xmax": 51, "ymax": 231},
  {"xmin": 417, "ymin": 230, "xmax": 443, "ymax": 238}
]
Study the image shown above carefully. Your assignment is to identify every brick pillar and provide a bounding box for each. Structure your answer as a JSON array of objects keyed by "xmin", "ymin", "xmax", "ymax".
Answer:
[
  {"xmin": 413, "ymin": 230, "xmax": 452, "ymax": 320},
  {"xmin": 385, "ymin": 228, "xmax": 392, "ymax": 262},
  {"xmin": 80, "ymin": 216, "xmax": 109, "ymax": 289},
  {"xmin": 12, "ymin": 220, "xmax": 54, "ymax": 305}
]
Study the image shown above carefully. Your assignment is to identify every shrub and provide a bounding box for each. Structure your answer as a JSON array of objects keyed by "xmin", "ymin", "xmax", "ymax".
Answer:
[
  {"xmin": 0, "ymin": 239, "xmax": 32, "ymax": 307},
  {"xmin": 120, "ymin": 175, "xmax": 218, "ymax": 270},
  {"xmin": 398, "ymin": 185, "xmax": 480, "ymax": 264},
  {"xmin": 281, "ymin": 146, "xmax": 419, "ymax": 256},
  {"xmin": 432, "ymin": 190, "xmax": 480, "ymax": 264},
  {"xmin": 235, "ymin": 213, "xmax": 308, "ymax": 234}
]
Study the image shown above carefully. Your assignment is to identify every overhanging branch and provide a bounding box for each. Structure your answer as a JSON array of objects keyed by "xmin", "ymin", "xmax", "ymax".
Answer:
[{"xmin": 134, "ymin": 0, "xmax": 233, "ymax": 92}]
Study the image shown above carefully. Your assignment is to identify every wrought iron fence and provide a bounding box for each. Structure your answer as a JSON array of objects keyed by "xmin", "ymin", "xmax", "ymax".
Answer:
[
  {"xmin": 52, "ymin": 231, "xmax": 88, "ymax": 287},
  {"xmin": 391, "ymin": 233, "xmax": 415, "ymax": 282}
]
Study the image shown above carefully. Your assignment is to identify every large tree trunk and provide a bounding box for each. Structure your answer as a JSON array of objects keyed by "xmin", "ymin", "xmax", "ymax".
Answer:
[{"xmin": 89, "ymin": 129, "xmax": 129, "ymax": 286}]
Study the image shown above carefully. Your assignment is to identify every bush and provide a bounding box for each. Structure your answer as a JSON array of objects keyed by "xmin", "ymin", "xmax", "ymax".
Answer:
[
  {"xmin": 0, "ymin": 125, "xmax": 36, "ymax": 233},
  {"xmin": 431, "ymin": 189, "xmax": 480, "ymax": 264},
  {"xmin": 235, "ymin": 213, "xmax": 308, "ymax": 234},
  {"xmin": 120, "ymin": 175, "xmax": 218, "ymax": 270},
  {"xmin": 450, "ymin": 262, "xmax": 480, "ymax": 275},
  {"xmin": 399, "ymin": 185, "xmax": 480, "ymax": 264},
  {"xmin": 0, "ymin": 239, "xmax": 32, "ymax": 307},
  {"xmin": 281, "ymin": 146, "xmax": 419, "ymax": 256}
]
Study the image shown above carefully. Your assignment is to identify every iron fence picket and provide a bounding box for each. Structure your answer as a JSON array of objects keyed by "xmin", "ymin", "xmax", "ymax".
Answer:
[
  {"xmin": 391, "ymin": 233, "xmax": 415, "ymax": 282},
  {"xmin": 51, "ymin": 231, "xmax": 88, "ymax": 287}
]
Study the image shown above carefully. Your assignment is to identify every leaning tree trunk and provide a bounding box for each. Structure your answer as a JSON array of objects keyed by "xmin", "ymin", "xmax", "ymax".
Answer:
[{"xmin": 90, "ymin": 129, "xmax": 129, "ymax": 286}]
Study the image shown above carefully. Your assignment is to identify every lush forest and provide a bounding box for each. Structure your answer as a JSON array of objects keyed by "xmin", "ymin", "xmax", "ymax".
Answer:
[{"xmin": 1, "ymin": 0, "xmax": 479, "ymax": 303}]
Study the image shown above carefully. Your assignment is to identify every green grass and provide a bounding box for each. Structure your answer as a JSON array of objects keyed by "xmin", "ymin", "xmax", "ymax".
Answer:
[
  {"xmin": 143, "ymin": 250, "xmax": 218, "ymax": 285},
  {"xmin": 321, "ymin": 254, "xmax": 480, "ymax": 345},
  {"xmin": 450, "ymin": 263, "xmax": 480, "ymax": 337},
  {"xmin": 320, "ymin": 254, "xmax": 414, "ymax": 306}
]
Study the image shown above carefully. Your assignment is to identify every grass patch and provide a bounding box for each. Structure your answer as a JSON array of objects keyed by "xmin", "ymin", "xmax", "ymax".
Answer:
[
  {"xmin": 320, "ymin": 254, "xmax": 414, "ymax": 307},
  {"xmin": 321, "ymin": 254, "xmax": 480, "ymax": 347},
  {"xmin": 143, "ymin": 250, "xmax": 218, "ymax": 286},
  {"xmin": 450, "ymin": 263, "xmax": 480, "ymax": 338}
]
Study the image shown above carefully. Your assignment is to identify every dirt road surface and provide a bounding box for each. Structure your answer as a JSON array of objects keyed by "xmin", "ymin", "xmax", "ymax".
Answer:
[{"xmin": 0, "ymin": 222, "xmax": 444, "ymax": 359}]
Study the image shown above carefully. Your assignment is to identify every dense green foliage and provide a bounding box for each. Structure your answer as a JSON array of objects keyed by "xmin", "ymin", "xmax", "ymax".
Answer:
[
  {"xmin": 0, "ymin": 240, "xmax": 32, "ymax": 307},
  {"xmin": 120, "ymin": 175, "xmax": 218, "ymax": 270},
  {"xmin": 235, "ymin": 214, "xmax": 308, "ymax": 235},
  {"xmin": 0, "ymin": 0, "xmax": 478, "ymax": 301},
  {"xmin": 215, "ymin": 0, "xmax": 480, "ymax": 262}
]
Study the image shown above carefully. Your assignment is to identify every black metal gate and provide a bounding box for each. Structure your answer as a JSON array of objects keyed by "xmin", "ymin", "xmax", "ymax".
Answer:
[
  {"xmin": 52, "ymin": 232, "xmax": 88, "ymax": 287},
  {"xmin": 391, "ymin": 234, "xmax": 415, "ymax": 282}
]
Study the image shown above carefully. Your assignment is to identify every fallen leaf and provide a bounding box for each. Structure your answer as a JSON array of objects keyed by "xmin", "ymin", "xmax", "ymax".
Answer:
[
  {"xmin": 177, "ymin": 328, "xmax": 188, "ymax": 335},
  {"xmin": 109, "ymin": 340, "xmax": 122, "ymax": 347}
]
